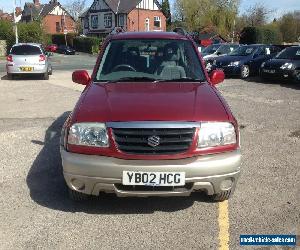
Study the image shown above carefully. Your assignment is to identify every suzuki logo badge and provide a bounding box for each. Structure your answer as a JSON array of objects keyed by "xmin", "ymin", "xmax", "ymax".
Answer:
[{"xmin": 147, "ymin": 135, "xmax": 160, "ymax": 147}]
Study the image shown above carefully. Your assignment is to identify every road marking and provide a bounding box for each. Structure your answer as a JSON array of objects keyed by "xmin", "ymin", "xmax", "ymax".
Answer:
[{"xmin": 218, "ymin": 200, "xmax": 230, "ymax": 250}]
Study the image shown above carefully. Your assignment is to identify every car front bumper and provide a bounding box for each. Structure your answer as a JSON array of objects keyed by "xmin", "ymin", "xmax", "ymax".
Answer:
[
  {"xmin": 261, "ymin": 68, "xmax": 300, "ymax": 82},
  {"xmin": 61, "ymin": 148, "xmax": 241, "ymax": 197}
]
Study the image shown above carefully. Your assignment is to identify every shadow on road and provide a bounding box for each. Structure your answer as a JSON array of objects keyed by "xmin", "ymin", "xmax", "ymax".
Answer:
[
  {"xmin": 27, "ymin": 112, "xmax": 211, "ymax": 214},
  {"xmin": 243, "ymin": 76, "xmax": 300, "ymax": 90}
]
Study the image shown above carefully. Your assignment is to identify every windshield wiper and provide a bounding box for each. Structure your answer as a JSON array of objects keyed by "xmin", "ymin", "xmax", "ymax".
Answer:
[
  {"xmin": 154, "ymin": 77, "xmax": 204, "ymax": 83},
  {"xmin": 106, "ymin": 77, "xmax": 158, "ymax": 83}
]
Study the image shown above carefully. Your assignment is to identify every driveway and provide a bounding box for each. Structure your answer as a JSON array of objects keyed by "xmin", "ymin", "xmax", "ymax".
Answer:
[{"xmin": 0, "ymin": 54, "xmax": 299, "ymax": 249}]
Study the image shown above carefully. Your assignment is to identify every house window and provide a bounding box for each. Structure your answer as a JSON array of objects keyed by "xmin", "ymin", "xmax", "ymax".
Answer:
[
  {"xmin": 91, "ymin": 15, "xmax": 98, "ymax": 29},
  {"xmin": 104, "ymin": 13, "xmax": 112, "ymax": 28},
  {"xmin": 84, "ymin": 17, "xmax": 89, "ymax": 28},
  {"xmin": 145, "ymin": 18, "xmax": 149, "ymax": 31},
  {"xmin": 154, "ymin": 16, "xmax": 161, "ymax": 28},
  {"xmin": 56, "ymin": 22, "xmax": 61, "ymax": 32},
  {"xmin": 118, "ymin": 14, "xmax": 125, "ymax": 27}
]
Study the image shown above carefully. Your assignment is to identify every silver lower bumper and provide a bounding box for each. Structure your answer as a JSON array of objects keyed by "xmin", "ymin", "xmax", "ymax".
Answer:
[{"xmin": 61, "ymin": 148, "xmax": 241, "ymax": 197}]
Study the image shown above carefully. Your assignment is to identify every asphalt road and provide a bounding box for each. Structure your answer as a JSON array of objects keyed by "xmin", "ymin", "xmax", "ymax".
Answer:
[{"xmin": 0, "ymin": 54, "xmax": 299, "ymax": 249}]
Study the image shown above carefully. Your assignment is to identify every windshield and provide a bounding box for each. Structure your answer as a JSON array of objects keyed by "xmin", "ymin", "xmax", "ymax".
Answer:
[
  {"xmin": 229, "ymin": 46, "xmax": 257, "ymax": 56},
  {"xmin": 276, "ymin": 47, "xmax": 300, "ymax": 60},
  {"xmin": 10, "ymin": 45, "xmax": 42, "ymax": 55},
  {"xmin": 96, "ymin": 39, "xmax": 205, "ymax": 82},
  {"xmin": 202, "ymin": 44, "xmax": 222, "ymax": 54},
  {"xmin": 217, "ymin": 44, "xmax": 239, "ymax": 54}
]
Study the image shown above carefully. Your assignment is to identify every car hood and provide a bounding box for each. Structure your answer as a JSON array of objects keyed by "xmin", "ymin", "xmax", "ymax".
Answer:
[
  {"xmin": 216, "ymin": 55, "xmax": 250, "ymax": 65},
  {"xmin": 264, "ymin": 58, "xmax": 299, "ymax": 69},
  {"xmin": 74, "ymin": 82, "xmax": 229, "ymax": 123}
]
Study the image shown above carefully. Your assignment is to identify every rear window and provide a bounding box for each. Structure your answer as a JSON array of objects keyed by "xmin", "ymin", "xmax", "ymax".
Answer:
[{"xmin": 10, "ymin": 45, "xmax": 42, "ymax": 55}]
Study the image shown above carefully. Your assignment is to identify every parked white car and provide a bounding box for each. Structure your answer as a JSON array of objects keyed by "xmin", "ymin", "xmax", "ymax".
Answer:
[{"xmin": 6, "ymin": 43, "xmax": 52, "ymax": 80}]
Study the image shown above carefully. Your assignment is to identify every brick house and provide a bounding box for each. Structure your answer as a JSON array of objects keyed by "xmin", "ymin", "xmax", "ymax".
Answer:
[
  {"xmin": 22, "ymin": 0, "xmax": 76, "ymax": 34},
  {"xmin": 80, "ymin": 0, "xmax": 166, "ymax": 36},
  {"xmin": 0, "ymin": 10, "xmax": 13, "ymax": 22}
]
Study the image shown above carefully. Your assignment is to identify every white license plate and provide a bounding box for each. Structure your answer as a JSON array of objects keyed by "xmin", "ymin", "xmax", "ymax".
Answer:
[
  {"xmin": 122, "ymin": 171, "xmax": 185, "ymax": 186},
  {"xmin": 263, "ymin": 69, "xmax": 275, "ymax": 73}
]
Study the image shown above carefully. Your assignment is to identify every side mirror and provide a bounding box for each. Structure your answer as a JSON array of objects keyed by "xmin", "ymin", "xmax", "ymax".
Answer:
[
  {"xmin": 209, "ymin": 70, "xmax": 225, "ymax": 86},
  {"xmin": 72, "ymin": 70, "xmax": 91, "ymax": 85}
]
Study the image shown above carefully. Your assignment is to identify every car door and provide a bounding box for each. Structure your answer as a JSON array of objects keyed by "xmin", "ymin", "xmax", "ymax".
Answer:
[{"xmin": 249, "ymin": 47, "xmax": 270, "ymax": 74}]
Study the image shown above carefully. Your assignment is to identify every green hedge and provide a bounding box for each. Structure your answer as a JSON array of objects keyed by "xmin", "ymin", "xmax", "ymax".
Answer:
[
  {"xmin": 73, "ymin": 36, "xmax": 103, "ymax": 54},
  {"xmin": 0, "ymin": 20, "xmax": 50, "ymax": 53},
  {"xmin": 0, "ymin": 20, "xmax": 14, "ymax": 53},
  {"xmin": 240, "ymin": 26, "xmax": 282, "ymax": 44},
  {"xmin": 51, "ymin": 33, "xmax": 77, "ymax": 47}
]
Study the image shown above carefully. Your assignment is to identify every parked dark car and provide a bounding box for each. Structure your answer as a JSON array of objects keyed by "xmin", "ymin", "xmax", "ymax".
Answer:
[
  {"xmin": 204, "ymin": 44, "xmax": 241, "ymax": 72},
  {"xmin": 260, "ymin": 46, "xmax": 300, "ymax": 83},
  {"xmin": 56, "ymin": 45, "xmax": 76, "ymax": 55},
  {"xmin": 211, "ymin": 44, "xmax": 282, "ymax": 78},
  {"xmin": 201, "ymin": 44, "xmax": 222, "ymax": 57}
]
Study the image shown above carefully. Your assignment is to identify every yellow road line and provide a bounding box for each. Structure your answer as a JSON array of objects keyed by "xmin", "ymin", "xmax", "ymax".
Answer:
[{"xmin": 218, "ymin": 200, "xmax": 230, "ymax": 250}]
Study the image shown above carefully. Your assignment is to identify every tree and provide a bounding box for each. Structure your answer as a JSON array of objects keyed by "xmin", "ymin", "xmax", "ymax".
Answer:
[
  {"xmin": 279, "ymin": 12, "xmax": 300, "ymax": 43},
  {"xmin": 161, "ymin": 0, "xmax": 172, "ymax": 28},
  {"xmin": 65, "ymin": 0, "xmax": 86, "ymax": 21},
  {"xmin": 243, "ymin": 3, "xmax": 274, "ymax": 26},
  {"xmin": 172, "ymin": 0, "xmax": 240, "ymax": 38}
]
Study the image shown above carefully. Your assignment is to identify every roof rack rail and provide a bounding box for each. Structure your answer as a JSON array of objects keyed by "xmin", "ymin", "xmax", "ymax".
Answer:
[
  {"xmin": 110, "ymin": 27, "xmax": 125, "ymax": 35},
  {"xmin": 173, "ymin": 27, "xmax": 189, "ymax": 36}
]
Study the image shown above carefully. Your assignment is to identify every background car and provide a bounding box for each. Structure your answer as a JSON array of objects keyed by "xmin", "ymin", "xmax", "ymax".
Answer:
[
  {"xmin": 201, "ymin": 44, "xmax": 222, "ymax": 57},
  {"xmin": 203, "ymin": 44, "xmax": 240, "ymax": 60},
  {"xmin": 56, "ymin": 45, "xmax": 76, "ymax": 55},
  {"xmin": 260, "ymin": 46, "xmax": 300, "ymax": 83},
  {"xmin": 204, "ymin": 44, "xmax": 240, "ymax": 72},
  {"xmin": 45, "ymin": 44, "xmax": 58, "ymax": 52},
  {"xmin": 6, "ymin": 43, "xmax": 52, "ymax": 80},
  {"xmin": 211, "ymin": 44, "xmax": 282, "ymax": 78}
]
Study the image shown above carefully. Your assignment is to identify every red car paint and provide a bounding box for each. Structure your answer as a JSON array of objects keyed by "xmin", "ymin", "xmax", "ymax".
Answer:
[
  {"xmin": 45, "ymin": 44, "xmax": 58, "ymax": 52},
  {"xmin": 65, "ymin": 32, "xmax": 239, "ymax": 160}
]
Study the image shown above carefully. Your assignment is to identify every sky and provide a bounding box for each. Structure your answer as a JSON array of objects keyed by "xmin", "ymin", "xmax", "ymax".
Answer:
[{"xmin": 1, "ymin": 0, "xmax": 299, "ymax": 20}]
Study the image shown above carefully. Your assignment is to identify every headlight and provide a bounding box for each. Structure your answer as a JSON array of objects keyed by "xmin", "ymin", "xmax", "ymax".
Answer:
[
  {"xmin": 198, "ymin": 122, "xmax": 236, "ymax": 148},
  {"xmin": 206, "ymin": 62, "xmax": 212, "ymax": 71},
  {"xmin": 280, "ymin": 63, "xmax": 294, "ymax": 70},
  {"xmin": 228, "ymin": 61, "xmax": 240, "ymax": 66},
  {"xmin": 68, "ymin": 123, "xmax": 109, "ymax": 147},
  {"xmin": 261, "ymin": 62, "xmax": 266, "ymax": 68}
]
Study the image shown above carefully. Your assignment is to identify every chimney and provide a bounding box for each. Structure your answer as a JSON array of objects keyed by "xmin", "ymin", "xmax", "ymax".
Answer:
[
  {"xmin": 33, "ymin": 0, "xmax": 40, "ymax": 6},
  {"xmin": 15, "ymin": 7, "xmax": 22, "ymax": 16}
]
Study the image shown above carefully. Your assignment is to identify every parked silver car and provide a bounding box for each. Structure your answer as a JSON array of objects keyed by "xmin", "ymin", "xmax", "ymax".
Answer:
[{"xmin": 6, "ymin": 43, "xmax": 52, "ymax": 80}]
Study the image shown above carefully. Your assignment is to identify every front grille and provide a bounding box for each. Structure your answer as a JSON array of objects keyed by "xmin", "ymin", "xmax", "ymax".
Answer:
[
  {"xmin": 115, "ymin": 183, "xmax": 193, "ymax": 192},
  {"xmin": 112, "ymin": 128, "xmax": 195, "ymax": 155}
]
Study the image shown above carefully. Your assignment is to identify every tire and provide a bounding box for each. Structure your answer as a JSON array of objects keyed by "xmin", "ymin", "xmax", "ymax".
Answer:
[
  {"xmin": 210, "ymin": 190, "xmax": 233, "ymax": 202},
  {"xmin": 294, "ymin": 70, "xmax": 300, "ymax": 84},
  {"xmin": 42, "ymin": 72, "xmax": 49, "ymax": 80},
  {"xmin": 68, "ymin": 188, "xmax": 90, "ymax": 201},
  {"xmin": 241, "ymin": 65, "xmax": 250, "ymax": 79},
  {"xmin": 48, "ymin": 66, "xmax": 53, "ymax": 75}
]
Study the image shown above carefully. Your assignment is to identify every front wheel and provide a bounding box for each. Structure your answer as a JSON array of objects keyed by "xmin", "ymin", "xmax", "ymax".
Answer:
[
  {"xmin": 210, "ymin": 190, "xmax": 233, "ymax": 202},
  {"xmin": 240, "ymin": 65, "xmax": 250, "ymax": 79}
]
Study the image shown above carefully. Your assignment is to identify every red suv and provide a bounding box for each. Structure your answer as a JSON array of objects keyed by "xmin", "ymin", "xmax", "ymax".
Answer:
[{"xmin": 60, "ymin": 32, "xmax": 241, "ymax": 201}]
